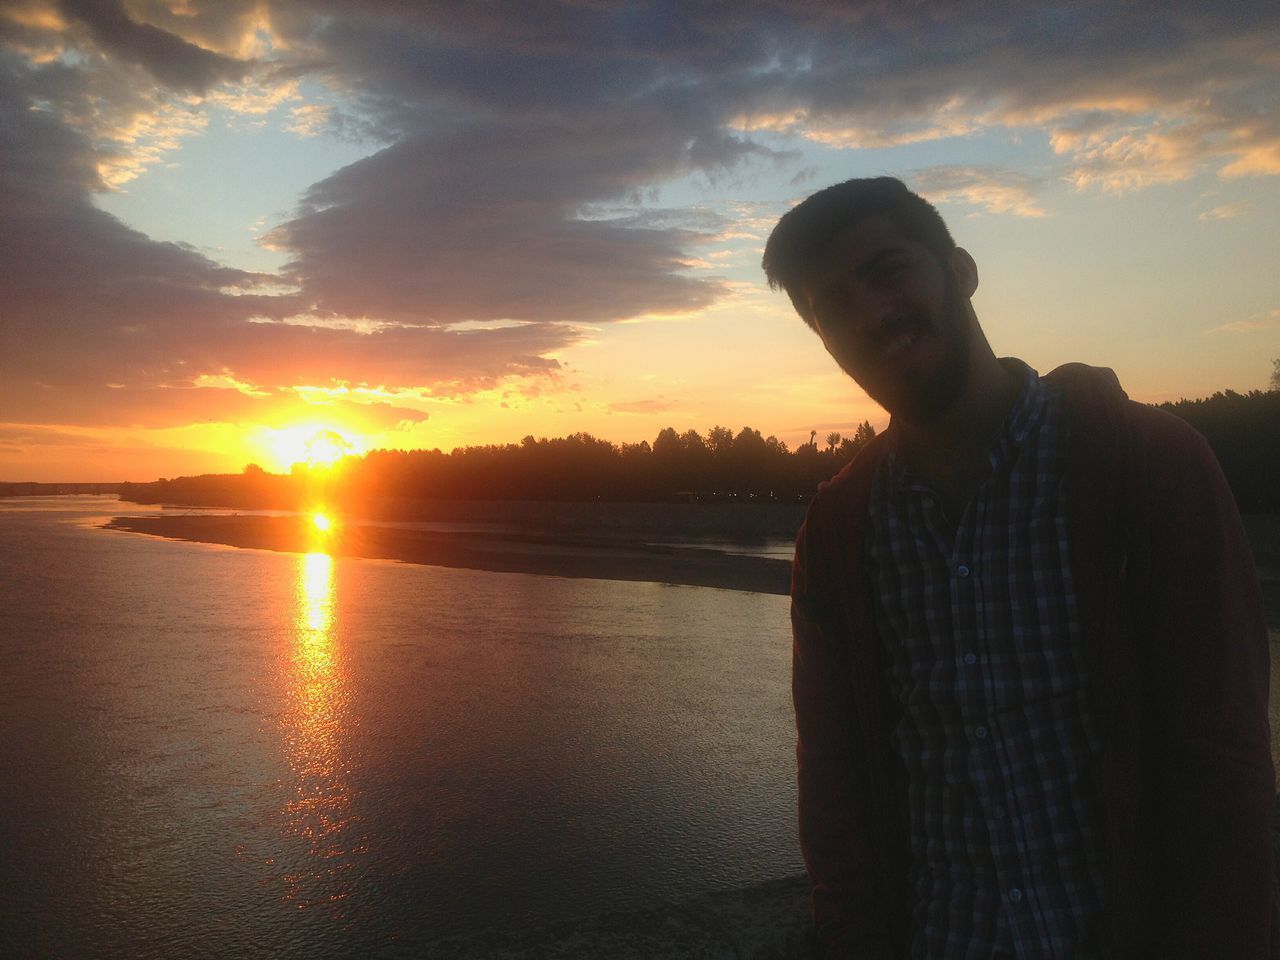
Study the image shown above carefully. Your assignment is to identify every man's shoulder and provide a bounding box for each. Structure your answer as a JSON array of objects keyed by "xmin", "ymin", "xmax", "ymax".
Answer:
[
  {"xmin": 810, "ymin": 432, "xmax": 889, "ymax": 509},
  {"xmin": 794, "ymin": 433, "xmax": 889, "ymax": 563},
  {"xmin": 1044, "ymin": 361, "xmax": 1215, "ymax": 465}
]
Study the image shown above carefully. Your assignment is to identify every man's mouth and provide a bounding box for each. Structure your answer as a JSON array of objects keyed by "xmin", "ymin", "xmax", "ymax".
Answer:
[{"xmin": 876, "ymin": 318, "xmax": 925, "ymax": 360}]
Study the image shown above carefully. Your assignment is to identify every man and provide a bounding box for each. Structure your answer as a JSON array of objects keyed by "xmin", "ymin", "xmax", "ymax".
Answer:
[{"xmin": 762, "ymin": 177, "xmax": 1275, "ymax": 959}]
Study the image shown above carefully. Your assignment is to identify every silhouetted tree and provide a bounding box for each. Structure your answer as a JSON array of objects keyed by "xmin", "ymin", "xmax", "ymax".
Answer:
[
  {"xmin": 652, "ymin": 427, "xmax": 681, "ymax": 460},
  {"xmin": 679, "ymin": 428, "xmax": 706, "ymax": 457},
  {"xmin": 1160, "ymin": 389, "xmax": 1280, "ymax": 512},
  {"xmin": 120, "ymin": 389, "xmax": 1272, "ymax": 513},
  {"xmin": 1271, "ymin": 358, "xmax": 1279, "ymax": 391},
  {"xmin": 836, "ymin": 421, "xmax": 877, "ymax": 463},
  {"xmin": 706, "ymin": 425, "xmax": 734, "ymax": 456}
]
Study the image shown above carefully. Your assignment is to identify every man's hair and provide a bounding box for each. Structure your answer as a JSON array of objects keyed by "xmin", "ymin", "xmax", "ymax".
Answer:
[{"xmin": 761, "ymin": 177, "xmax": 955, "ymax": 329}]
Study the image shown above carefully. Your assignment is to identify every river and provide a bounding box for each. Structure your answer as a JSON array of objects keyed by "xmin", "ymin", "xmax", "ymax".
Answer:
[{"xmin": 0, "ymin": 497, "xmax": 802, "ymax": 959}]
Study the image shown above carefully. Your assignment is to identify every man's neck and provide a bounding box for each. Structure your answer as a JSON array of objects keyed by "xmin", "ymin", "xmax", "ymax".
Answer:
[{"xmin": 893, "ymin": 346, "xmax": 1022, "ymax": 486}]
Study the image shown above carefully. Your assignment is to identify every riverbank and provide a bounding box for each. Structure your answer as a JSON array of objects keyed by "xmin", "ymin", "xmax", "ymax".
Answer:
[
  {"xmin": 102, "ymin": 508, "xmax": 1280, "ymax": 613},
  {"xmin": 104, "ymin": 513, "xmax": 794, "ymax": 596}
]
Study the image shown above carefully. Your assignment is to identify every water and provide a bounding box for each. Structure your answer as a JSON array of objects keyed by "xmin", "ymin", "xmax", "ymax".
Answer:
[{"xmin": 0, "ymin": 497, "xmax": 802, "ymax": 959}]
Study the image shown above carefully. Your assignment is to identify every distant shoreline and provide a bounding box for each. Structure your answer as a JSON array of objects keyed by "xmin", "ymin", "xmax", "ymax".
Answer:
[{"xmin": 104, "ymin": 513, "xmax": 793, "ymax": 596}]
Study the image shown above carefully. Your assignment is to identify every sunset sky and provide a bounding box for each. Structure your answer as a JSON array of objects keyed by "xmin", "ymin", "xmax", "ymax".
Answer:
[{"xmin": 2, "ymin": 1, "xmax": 1278, "ymax": 481}]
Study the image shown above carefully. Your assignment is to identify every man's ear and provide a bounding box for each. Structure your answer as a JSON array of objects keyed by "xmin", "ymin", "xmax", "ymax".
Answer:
[{"xmin": 949, "ymin": 247, "xmax": 978, "ymax": 298}]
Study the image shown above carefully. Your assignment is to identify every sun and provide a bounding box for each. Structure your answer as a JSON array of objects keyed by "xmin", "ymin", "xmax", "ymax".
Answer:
[
  {"xmin": 303, "ymin": 429, "xmax": 353, "ymax": 468},
  {"xmin": 265, "ymin": 426, "xmax": 359, "ymax": 472}
]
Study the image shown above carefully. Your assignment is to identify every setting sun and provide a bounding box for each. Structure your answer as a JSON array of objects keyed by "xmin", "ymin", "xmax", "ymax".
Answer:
[
  {"xmin": 311, "ymin": 512, "xmax": 333, "ymax": 533},
  {"xmin": 261, "ymin": 426, "xmax": 361, "ymax": 473},
  {"xmin": 304, "ymin": 430, "xmax": 354, "ymax": 468}
]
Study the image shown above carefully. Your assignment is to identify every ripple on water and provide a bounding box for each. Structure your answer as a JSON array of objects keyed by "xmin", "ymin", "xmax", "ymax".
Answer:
[{"xmin": 0, "ymin": 498, "xmax": 801, "ymax": 959}]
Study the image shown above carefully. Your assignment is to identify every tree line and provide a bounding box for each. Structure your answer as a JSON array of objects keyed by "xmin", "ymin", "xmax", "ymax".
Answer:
[
  {"xmin": 119, "ymin": 386, "xmax": 1280, "ymax": 514},
  {"xmin": 1157, "ymin": 388, "xmax": 1279, "ymax": 513},
  {"xmin": 120, "ymin": 422, "xmax": 879, "ymax": 511}
]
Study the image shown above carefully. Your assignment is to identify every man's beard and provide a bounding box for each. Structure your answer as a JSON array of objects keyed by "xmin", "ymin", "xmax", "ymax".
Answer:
[{"xmin": 863, "ymin": 274, "xmax": 973, "ymax": 424}]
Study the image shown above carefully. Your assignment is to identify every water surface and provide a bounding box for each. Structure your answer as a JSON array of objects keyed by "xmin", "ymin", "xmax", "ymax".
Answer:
[{"xmin": 0, "ymin": 497, "xmax": 801, "ymax": 959}]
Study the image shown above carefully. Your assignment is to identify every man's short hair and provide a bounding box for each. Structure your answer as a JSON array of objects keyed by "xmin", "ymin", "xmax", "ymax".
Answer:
[{"xmin": 762, "ymin": 177, "xmax": 955, "ymax": 329}]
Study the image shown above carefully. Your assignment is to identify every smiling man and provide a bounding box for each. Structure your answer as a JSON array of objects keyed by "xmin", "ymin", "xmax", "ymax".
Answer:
[{"xmin": 763, "ymin": 178, "xmax": 1275, "ymax": 959}]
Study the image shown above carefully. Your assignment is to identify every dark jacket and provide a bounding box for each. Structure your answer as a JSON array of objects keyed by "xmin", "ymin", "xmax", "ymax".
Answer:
[{"xmin": 792, "ymin": 363, "xmax": 1276, "ymax": 958}]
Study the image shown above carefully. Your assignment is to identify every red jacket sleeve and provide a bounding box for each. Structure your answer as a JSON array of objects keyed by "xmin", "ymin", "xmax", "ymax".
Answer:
[{"xmin": 792, "ymin": 505, "xmax": 897, "ymax": 959}]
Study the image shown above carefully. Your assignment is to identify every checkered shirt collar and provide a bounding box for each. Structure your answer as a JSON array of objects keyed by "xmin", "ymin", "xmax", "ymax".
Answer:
[{"xmin": 883, "ymin": 358, "xmax": 1047, "ymax": 493}]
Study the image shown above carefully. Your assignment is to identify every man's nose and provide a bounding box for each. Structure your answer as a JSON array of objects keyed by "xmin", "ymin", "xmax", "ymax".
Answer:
[
  {"xmin": 851, "ymin": 286, "xmax": 896, "ymax": 332},
  {"xmin": 814, "ymin": 282, "xmax": 892, "ymax": 333}
]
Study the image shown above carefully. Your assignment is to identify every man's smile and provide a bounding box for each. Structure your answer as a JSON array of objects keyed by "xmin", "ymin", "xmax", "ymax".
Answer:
[{"xmin": 875, "ymin": 315, "xmax": 927, "ymax": 362}]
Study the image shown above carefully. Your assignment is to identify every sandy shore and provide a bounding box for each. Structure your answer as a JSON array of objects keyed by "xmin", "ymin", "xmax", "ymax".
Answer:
[{"xmin": 104, "ymin": 514, "xmax": 792, "ymax": 596}]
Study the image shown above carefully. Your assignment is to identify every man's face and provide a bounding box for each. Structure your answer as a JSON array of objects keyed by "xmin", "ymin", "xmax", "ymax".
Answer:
[{"xmin": 799, "ymin": 215, "xmax": 974, "ymax": 423}]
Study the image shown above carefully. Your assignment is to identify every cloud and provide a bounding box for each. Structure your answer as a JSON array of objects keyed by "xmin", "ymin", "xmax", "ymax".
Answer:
[
  {"xmin": 1220, "ymin": 135, "xmax": 1280, "ymax": 179},
  {"xmin": 0, "ymin": 375, "xmax": 432, "ymax": 431},
  {"xmin": 1050, "ymin": 120, "xmax": 1204, "ymax": 193},
  {"xmin": 283, "ymin": 101, "xmax": 331, "ymax": 137},
  {"xmin": 57, "ymin": 0, "xmax": 249, "ymax": 94},
  {"xmin": 267, "ymin": 122, "xmax": 729, "ymax": 326},
  {"xmin": 204, "ymin": 77, "xmax": 302, "ymax": 119},
  {"xmin": 910, "ymin": 165, "xmax": 1047, "ymax": 218},
  {"xmin": 1198, "ymin": 202, "xmax": 1250, "ymax": 222},
  {"xmin": 3, "ymin": 0, "xmax": 1279, "ymax": 443},
  {"xmin": 0, "ymin": 39, "xmax": 595, "ymax": 431},
  {"xmin": 0, "ymin": 423, "xmax": 93, "ymax": 449},
  {"xmin": 729, "ymin": 4, "xmax": 1280, "ymax": 189},
  {"xmin": 1206, "ymin": 309, "xmax": 1280, "ymax": 335}
]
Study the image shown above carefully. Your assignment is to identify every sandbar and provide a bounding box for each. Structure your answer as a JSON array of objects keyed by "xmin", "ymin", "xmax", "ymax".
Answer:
[{"xmin": 104, "ymin": 513, "xmax": 792, "ymax": 596}]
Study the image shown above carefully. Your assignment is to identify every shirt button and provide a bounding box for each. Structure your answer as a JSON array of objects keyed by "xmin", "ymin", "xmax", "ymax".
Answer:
[
  {"xmin": 963, "ymin": 652, "xmax": 977, "ymax": 665},
  {"xmin": 956, "ymin": 564, "xmax": 970, "ymax": 577},
  {"xmin": 1008, "ymin": 887, "xmax": 1023, "ymax": 903},
  {"xmin": 974, "ymin": 725, "xmax": 988, "ymax": 740}
]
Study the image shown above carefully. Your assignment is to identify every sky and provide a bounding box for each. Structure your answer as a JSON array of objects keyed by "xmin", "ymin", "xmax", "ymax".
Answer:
[{"xmin": 1, "ymin": 1, "xmax": 1278, "ymax": 481}]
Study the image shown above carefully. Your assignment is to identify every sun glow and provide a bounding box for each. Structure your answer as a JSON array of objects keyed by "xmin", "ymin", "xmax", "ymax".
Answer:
[
  {"xmin": 303, "ymin": 429, "xmax": 353, "ymax": 467},
  {"xmin": 311, "ymin": 512, "xmax": 333, "ymax": 532},
  {"xmin": 260, "ymin": 425, "xmax": 360, "ymax": 472}
]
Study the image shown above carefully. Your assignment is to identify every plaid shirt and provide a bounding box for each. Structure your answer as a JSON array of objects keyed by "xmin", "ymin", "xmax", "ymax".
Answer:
[{"xmin": 866, "ymin": 362, "xmax": 1110, "ymax": 959}]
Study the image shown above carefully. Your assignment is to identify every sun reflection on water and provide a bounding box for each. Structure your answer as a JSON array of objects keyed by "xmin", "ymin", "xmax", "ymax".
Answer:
[
  {"xmin": 279, "ymin": 550, "xmax": 362, "ymax": 917},
  {"xmin": 302, "ymin": 551, "xmax": 335, "ymax": 635}
]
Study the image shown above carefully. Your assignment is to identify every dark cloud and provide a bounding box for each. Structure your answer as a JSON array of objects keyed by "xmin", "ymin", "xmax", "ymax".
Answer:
[
  {"xmin": 734, "ymin": 2, "xmax": 1280, "ymax": 185},
  {"xmin": 117, "ymin": 0, "xmax": 264, "ymax": 57},
  {"xmin": 0, "ymin": 45, "xmax": 589, "ymax": 430},
  {"xmin": 0, "ymin": 59, "xmax": 257, "ymax": 385},
  {"xmin": 57, "ymin": 0, "xmax": 249, "ymax": 94},
  {"xmin": 268, "ymin": 121, "xmax": 729, "ymax": 325},
  {"xmin": 257, "ymin": 2, "xmax": 814, "ymax": 327},
  {"xmin": 0, "ymin": 376, "xmax": 429, "ymax": 430},
  {"xmin": 213, "ymin": 320, "xmax": 580, "ymax": 390},
  {"xmin": 261, "ymin": 0, "xmax": 1279, "ymax": 328},
  {"xmin": 2, "ymin": 0, "xmax": 1278, "ymax": 440}
]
